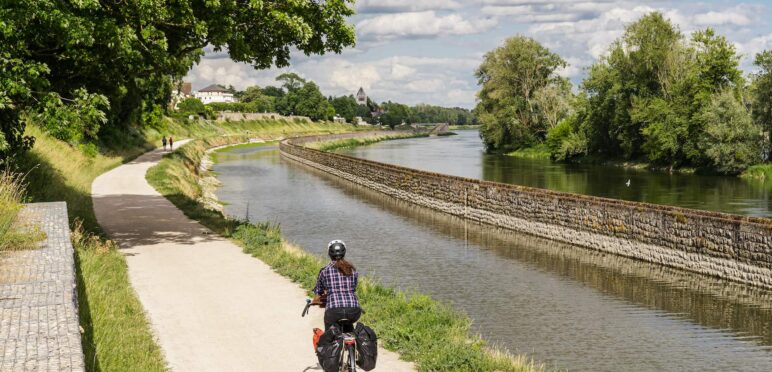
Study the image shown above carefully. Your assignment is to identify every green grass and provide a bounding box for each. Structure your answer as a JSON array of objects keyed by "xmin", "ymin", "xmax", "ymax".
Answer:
[
  {"xmin": 0, "ymin": 169, "xmax": 44, "ymax": 251},
  {"xmin": 448, "ymin": 125, "xmax": 480, "ymax": 130},
  {"xmin": 741, "ymin": 163, "xmax": 772, "ymax": 181},
  {"xmin": 71, "ymin": 221, "xmax": 166, "ymax": 372},
  {"xmin": 507, "ymin": 144, "xmax": 551, "ymax": 160},
  {"xmin": 146, "ymin": 137, "xmax": 542, "ymax": 372}
]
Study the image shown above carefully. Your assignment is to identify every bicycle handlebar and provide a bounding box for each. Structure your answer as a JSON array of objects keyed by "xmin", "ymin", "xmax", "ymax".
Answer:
[{"xmin": 302, "ymin": 298, "xmax": 312, "ymax": 317}]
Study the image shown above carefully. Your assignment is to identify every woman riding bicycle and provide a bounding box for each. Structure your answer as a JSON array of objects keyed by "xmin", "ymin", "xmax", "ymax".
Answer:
[{"xmin": 312, "ymin": 240, "xmax": 361, "ymax": 330}]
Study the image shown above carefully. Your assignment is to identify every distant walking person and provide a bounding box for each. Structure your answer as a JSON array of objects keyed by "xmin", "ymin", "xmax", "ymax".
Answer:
[
  {"xmin": 162, "ymin": 136, "xmax": 167, "ymax": 151},
  {"xmin": 169, "ymin": 136, "xmax": 174, "ymax": 150}
]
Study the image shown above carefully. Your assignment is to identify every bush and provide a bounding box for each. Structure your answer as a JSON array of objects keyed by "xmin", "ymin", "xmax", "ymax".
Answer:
[
  {"xmin": 177, "ymin": 97, "xmax": 207, "ymax": 116},
  {"xmin": 546, "ymin": 116, "xmax": 588, "ymax": 161}
]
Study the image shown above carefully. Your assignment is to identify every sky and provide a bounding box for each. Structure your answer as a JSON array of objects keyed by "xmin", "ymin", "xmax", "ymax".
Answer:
[{"xmin": 185, "ymin": 1, "xmax": 772, "ymax": 109}]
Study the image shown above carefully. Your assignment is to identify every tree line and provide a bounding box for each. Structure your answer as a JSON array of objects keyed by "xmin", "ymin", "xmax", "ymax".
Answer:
[
  {"xmin": 0, "ymin": 0, "xmax": 356, "ymax": 163},
  {"xmin": 476, "ymin": 12, "xmax": 772, "ymax": 175},
  {"xmin": 182, "ymin": 72, "xmax": 477, "ymax": 127}
]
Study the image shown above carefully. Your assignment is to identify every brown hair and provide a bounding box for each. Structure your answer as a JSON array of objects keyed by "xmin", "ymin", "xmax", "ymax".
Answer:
[{"xmin": 334, "ymin": 258, "xmax": 356, "ymax": 276}]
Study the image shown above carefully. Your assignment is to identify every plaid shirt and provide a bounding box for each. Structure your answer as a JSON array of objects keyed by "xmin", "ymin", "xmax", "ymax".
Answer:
[{"xmin": 313, "ymin": 262, "xmax": 360, "ymax": 309}]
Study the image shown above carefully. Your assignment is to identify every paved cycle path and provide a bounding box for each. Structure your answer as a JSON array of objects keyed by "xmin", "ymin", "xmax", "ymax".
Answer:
[{"xmin": 92, "ymin": 143, "xmax": 413, "ymax": 371}]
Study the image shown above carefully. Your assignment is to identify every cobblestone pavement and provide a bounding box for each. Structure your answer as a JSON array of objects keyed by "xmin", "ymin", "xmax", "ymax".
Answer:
[{"xmin": 0, "ymin": 202, "xmax": 84, "ymax": 372}]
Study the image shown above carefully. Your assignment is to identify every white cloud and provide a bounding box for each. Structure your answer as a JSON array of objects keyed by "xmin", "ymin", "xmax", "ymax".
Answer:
[
  {"xmin": 406, "ymin": 79, "xmax": 445, "ymax": 93},
  {"xmin": 693, "ymin": 11, "xmax": 752, "ymax": 26},
  {"xmin": 736, "ymin": 34, "xmax": 772, "ymax": 61},
  {"xmin": 357, "ymin": 0, "xmax": 461, "ymax": 13},
  {"xmin": 356, "ymin": 11, "xmax": 497, "ymax": 41},
  {"xmin": 447, "ymin": 89, "xmax": 476, "ymax": 104}
]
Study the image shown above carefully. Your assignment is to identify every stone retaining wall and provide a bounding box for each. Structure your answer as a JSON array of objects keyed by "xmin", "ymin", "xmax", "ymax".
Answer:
[
  {"xmin": 0, "ymin": 202, "xmax": 85, "ymax": 371},
  {"xmin": 280, "ymin": 134, "xmax": 772, "ymax": 289}
]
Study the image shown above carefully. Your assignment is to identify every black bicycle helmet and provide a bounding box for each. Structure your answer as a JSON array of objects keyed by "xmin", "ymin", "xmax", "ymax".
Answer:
[{"xmin": 327, "ymin": 240, "xmax": 346, "ymax": 260}]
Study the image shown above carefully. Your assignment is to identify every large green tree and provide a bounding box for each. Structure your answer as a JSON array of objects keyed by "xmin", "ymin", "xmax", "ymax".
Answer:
[
  {"xmin": 0, "ymin": 0, "xmax": 355, "ymax": 160},
  {"xmin": 698, "ymin": 90, "xmax": 763, "ymax": 174},
  {"xmin": 549, "ymin": 12, "xmax": 752, "ymax": 173},
  {"xmin": 752, "ymin": 50, "xmax": 772, "ymax": 156},
  {"xmin": 331, "ymin": 95, "xmax": 358, "ymax": 123},
  {"xmin": 475, "ymin": 36, "xmax": 566, "ymax": 152},
  {"xmin": 238, "ymin": 86, "xmax": 276, "ymax": 112},
  {"xmin": 380, "ymin": 102, "xmax": 412, "ymax": 128},
  {"xmin": 275, "ymin": 77, "xmax": 334, "ymax": 121}
]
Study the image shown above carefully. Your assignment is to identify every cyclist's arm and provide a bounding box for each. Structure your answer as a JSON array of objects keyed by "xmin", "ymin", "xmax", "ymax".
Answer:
[{"xmin": 311, "ymin": 268, "xmax": 327, "ymax": 304}]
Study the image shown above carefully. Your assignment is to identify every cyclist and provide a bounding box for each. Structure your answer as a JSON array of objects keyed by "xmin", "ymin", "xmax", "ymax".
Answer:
[{"xmin": 311, "ymin": 240, "xmax": 361, "ymax": 330}]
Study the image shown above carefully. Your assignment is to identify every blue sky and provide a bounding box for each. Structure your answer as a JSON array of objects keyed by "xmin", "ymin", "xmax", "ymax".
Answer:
[{"xmin": 185, "ymin": 1, "xmax": 772, "ymax": 109}]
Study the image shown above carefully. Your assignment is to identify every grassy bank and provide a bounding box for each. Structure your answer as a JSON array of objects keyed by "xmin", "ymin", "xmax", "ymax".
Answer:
[
  {"xmin": 0, "ymin": 170, "xmax": 44, "ymax": 251},
  {"xmin": 14, "ymin": 118, "xmax": 358, "ymax": 371},
  {"xmin": 448, "ymin": 125, "xmax": 480, "ymax": 130},
  {"xmin": 507, "ymin": 144, "xmax": 551, "ymax": 160},
  {"xmin": 741, "ymin": 163, "xmax": 772, "ymax": 181},
  {"xmin": 146, "ymin": 138, "xmax": 541, "ymax": 371},
  {"xmin": 306, "ymin": 132, "xmax": 427, "ymax": 152}
]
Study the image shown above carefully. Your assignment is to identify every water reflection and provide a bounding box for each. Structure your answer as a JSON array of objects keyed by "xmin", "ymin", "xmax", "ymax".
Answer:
[
  {"xmin": 214, "ymin": 148, "xmax": 772, "ymax": 371},
  {"xmin": 339, "ymin": 131, "xmax": 772, "ymax": 217}
]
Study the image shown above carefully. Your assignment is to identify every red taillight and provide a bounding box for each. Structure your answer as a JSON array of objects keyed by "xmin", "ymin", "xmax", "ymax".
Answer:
[{"xmin": 344, "ymin": 338, "xmax": 356, "ymax": 345}]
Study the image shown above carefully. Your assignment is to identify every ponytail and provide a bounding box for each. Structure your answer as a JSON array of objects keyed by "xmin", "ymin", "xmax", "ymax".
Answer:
[{"xmin": 334, "ymin": 258, "xmax": 356, "ymax": 276}]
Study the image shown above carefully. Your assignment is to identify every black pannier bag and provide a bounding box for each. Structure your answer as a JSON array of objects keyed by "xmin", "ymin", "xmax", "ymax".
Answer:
[
  {"xmin": 354, "ymin": 323, "xmax": 378, "ymax": 371},
  {"xmin": 316, "ymin": 326, "xmax": 343, "ymax": 372}
]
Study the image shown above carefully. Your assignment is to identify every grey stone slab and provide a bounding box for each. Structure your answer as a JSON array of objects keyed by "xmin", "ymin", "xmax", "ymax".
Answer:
[{"xmin": 0, "ymin": 202, "xmax": 85, "ymax": 371}]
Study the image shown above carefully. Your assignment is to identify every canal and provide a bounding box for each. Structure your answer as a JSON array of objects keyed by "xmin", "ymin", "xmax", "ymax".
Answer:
[
  {"xmin": 338, "ymin": 130, "xmax": 772, "ymax": 217},
  {"xmin": 213, "ymin": 143, "xmax": 772, "ymax": 371}
]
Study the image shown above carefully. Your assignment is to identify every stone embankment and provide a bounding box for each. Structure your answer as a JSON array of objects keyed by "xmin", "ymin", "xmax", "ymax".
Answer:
[
  {"xmin": 280, "ymin": 133, "xmax": 772, "ymax": 289},
  {"xmin": 0, "ymin": 202, "xmax": 85, "ymax": 371}
]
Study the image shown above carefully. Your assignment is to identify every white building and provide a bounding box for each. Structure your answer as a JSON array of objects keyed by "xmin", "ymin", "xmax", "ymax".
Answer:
[{"xmin": 194, "ymin": 84, "xmax": 235, "ymax": 104}]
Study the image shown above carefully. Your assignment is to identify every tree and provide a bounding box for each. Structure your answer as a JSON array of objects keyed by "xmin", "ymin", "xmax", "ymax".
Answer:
[
  {"xmin": 177, "ymin": 98, "xmax": 208, "ymax": 116},
  {"xmin": 240, "ymin": 86, "xmax": 264, "ymax": 103},
  {"xmin": 380, "ymin": 102, "xmax": 412, "ymax": 128},
  {"xmin": 293, "ymin": 82, "xmax": 334, "ymax": 121},
  {"xmin": 698, "ymin": 90, "xmax": 762, "ymax": 174},
  {"xmin": 475, "ymin": 36, "xmax": 566, "ymax": 152},
  {"xmin": 752, "ymin": 50, "xmax": 772, "ymax": 157},
  {"xmin": 275, "ymin": 80, "xmax": 333, "ymax": 121},
  {"xmin": 553, "ymin": 12, "xmax": 753, "ymax": 173},
  {"xmin": 0, "ymin": 0, "xmax": 355, "ymax": 161},
  {"xmin": 239, "ymin": 86, "xmax": 275, "ymax": 112},
  {"xmin": 331, "ymin": 95, "xmax": 358, "ymax": 123},
  {"xmin": 261, "ymin": 86, "xmax": 285, "ymax": 98},
  {"xmin": 276, "ymin": 73, "xmax": 307, "ymax": 92},
  {"xmin": 533, "ymin": 79, "xmax": 573, "ymax": 131},
  {"xmin": 592, "ymin": 12, "xmax": 682, "ymax": 159}
]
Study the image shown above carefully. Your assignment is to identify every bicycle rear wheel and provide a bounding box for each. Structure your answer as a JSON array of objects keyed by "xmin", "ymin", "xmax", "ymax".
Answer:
[{"xmin": 348, "ymin": 344, "xmax": 357, "ymax": 372}]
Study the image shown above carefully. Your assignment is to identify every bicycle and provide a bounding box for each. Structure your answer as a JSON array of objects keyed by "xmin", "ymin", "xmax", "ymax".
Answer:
[{"xmin": 303, "ymin": 298, "xmax": 358, "ymax": 372}]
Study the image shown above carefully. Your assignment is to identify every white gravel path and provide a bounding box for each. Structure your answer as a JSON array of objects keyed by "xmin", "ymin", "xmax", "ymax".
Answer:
[{"xmin": 92, "ymin": 143, "xmax": 413, "ymax": 372}]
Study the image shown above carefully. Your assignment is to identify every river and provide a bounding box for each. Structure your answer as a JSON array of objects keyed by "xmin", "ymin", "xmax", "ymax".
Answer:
[
  {"xmin": 339, "ymin": 130, "xmax": 772, "ymax": 217},
  {"xmin": 213, "ymin": 141, "xmax": 772, "ymax": 371}
]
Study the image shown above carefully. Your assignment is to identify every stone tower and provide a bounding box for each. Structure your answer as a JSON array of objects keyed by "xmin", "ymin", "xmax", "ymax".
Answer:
[{"xmin": 356, "ymin": 87, "xmax": 367, "ymax": 105}]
